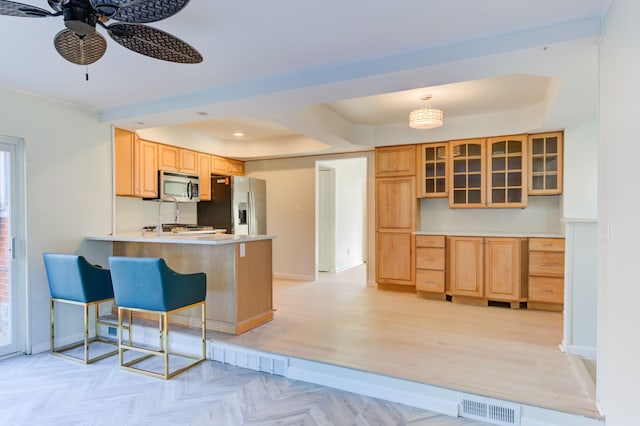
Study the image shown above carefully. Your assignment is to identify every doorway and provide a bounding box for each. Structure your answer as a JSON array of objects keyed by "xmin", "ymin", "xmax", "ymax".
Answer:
[
  {"xmin": 316, "ymin": 157, "xmax": 367, "ymax": 275},
  {"xmin": 0, "ymin": 135, "xmax": 25, "ymax": 357}
]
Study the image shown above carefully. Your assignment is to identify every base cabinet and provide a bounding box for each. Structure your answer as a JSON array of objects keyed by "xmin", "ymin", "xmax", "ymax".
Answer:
[
  {"xmin": 448, "ymin": 236, "xmax": 527, "ymax": 306},
  {"xmin": 376, "ymin": 232, "xmax": 414, "ymax": 286},
  {"xmin": 415, "ymin": 235, "xmax": 446, "ymax": 299},
  {"xmin": 528, "ymin": 238, "xmax": 565, "ymax": 311}
]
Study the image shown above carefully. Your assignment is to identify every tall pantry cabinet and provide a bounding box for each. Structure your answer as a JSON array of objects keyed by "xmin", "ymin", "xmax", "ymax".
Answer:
[{"xmin": 375, "ymin": 145, "xmax": 419, "ymax": 288}]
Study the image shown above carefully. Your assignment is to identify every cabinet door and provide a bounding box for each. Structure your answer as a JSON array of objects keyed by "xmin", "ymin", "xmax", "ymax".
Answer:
[
  {"xmin": 487, "ymin": 135, "xmax": 528, "ymax": 208},
  {"xmin": 158, "ymin": 144, "xmax": 179, "ymax": 171},
  {"xmin": 376, "ymin": 232, "xmax": 413, "ymax": 285},
  {"xmin": 179, "ymin": 149, "xmax": 198, "ymax": 174},
  {"xmin": 376, "ymin": 145, "xmax": 416, "ymax": 177},
  {"xmin": 211, "ymin": 155, "xmax": 230, "ymax": 175},
  {"xmin": 449, "ymin": 139, "xmax": 485, "ymax": 208},
  {"xmin": 228, "ymin": 159, "xmax": 245, "ymax": 176},
  {"xmin": 418, "ymin": 143, "xmax": 448, "ymax": 198},
  {"xmin": 484, "ymin": 238, "xmax": 522, "ymax": 301},
  {"xmin": 528, "ymin": 132, "xmax": 563, "ymax": 195},
  {"xmin": 376, "ymin": 177, "xmax": 416, "ymax": 231},
  {"xmin": 449, "ymin": 237, "xmax": 484, "ymax": 296},
  {"xmin": 114, "ymin": 128, "xmax": 135, "ymax": 196},
  {"xmin": 198, "ymin": 153, "xmax": 211, "ymax": 201},
  {"xmin": 136, "ymin": 139, "xmax": 158, "ymax": 198}
]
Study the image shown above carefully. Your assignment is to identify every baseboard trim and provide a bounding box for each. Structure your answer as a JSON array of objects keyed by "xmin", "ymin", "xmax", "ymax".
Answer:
[
  {"xmin": 272, "ymin": 272, "xmax": 314, "ymax": 281},
  {"xmin": 567, "ymin": 344, "xmax": 597, "ymax": 360}
]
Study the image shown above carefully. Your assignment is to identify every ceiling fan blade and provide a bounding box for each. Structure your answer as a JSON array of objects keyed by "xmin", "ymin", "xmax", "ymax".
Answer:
[
  {"xmin": 92, "ymin": 0, "xmax": 189, "ymax": 23},
  {"xmin": 47, "ymin": 0, "xmax": 62, "ymax": 13},
  {"xmin": 106, "ymin": 22, "xmax": 202, "ymax": 64},
  {"xmin": 0, "ymin": 0, "xmax": 55, "ymax": 17},
  {"xmin": 54, "ymin": 29, "xmax": 107, "ymax": 65}
]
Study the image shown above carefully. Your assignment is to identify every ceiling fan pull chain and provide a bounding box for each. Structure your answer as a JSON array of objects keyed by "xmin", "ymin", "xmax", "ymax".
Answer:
[{"xmin": 85, "ymin": 65, "xmax": 89, "ymax": 81}]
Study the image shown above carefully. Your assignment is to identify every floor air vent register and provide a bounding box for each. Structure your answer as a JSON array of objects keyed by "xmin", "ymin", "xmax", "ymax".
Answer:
[{"xmin": 459, "ymin": 395, "xmax": 521, "ymax": 426}]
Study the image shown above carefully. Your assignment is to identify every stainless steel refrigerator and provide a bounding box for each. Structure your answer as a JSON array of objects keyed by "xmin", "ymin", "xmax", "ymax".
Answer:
[{"xmin": 197, "ymin": 175, "xmax": 267, "ymax": 235}]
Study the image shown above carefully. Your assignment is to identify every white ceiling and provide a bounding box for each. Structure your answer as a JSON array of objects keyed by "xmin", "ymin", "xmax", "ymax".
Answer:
[{"xmin": 0, "ymin": 0, "xmax": 611, "ymax": 159}]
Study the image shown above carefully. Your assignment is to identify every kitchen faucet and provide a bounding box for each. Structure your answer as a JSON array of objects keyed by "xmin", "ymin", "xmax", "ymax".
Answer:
[{"xmin": 156, "ymin": 195, "xmax": 179, "ymax": 235}]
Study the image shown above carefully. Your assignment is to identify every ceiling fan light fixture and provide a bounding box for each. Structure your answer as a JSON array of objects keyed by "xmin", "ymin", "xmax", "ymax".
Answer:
[{"xmin": 409, "ymin": 95, "xmax": 444, "ymax": 129}]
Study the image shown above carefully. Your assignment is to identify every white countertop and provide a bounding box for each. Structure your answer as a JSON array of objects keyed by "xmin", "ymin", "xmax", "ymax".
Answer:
[
  {"xmin": 86, "ymin": 232, "xmax": 276, "ymax": 245},
  {"xmin": 413, "ymin": 230, "xmax": 564, "ymax": 238}
]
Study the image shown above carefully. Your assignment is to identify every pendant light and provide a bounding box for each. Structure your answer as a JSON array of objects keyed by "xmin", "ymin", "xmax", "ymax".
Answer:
[{"xmin": 409, "ymin": 95, "xmax": 444, "ymax": 129}]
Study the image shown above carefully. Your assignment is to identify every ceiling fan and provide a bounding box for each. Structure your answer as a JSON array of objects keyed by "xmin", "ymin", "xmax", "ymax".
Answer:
[{"xmin": 0, "ymin": 0, "xmax": 202, "ymax": 65}]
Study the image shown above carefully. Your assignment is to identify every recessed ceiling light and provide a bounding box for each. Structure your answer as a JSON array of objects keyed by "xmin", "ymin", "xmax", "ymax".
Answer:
[
  {"xmin": 232, "ymin": 131, "xmax": 244, "ymax": 137},
  {"xmin": 196, "ymin": 111, "xmax": 208, "ymax": 116},
  {"xmin": 136, "ymin": 121, "xmax": 145, "ymax": 126}
]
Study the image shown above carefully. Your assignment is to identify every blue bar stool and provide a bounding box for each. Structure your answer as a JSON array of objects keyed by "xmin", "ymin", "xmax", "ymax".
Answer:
[
  {"xmin": 108, "ymin": 256, "xmax": 206, "ymax": 379},
  {"xmin": 43, "ymin": 253, "xmax": 119, "ymax": 364}
]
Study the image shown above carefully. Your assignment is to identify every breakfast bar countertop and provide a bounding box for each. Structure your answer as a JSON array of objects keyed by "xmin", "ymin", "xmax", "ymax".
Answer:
[{"xmin": 86, "ymin": 232, "xmax": 276, "ymax": 246}]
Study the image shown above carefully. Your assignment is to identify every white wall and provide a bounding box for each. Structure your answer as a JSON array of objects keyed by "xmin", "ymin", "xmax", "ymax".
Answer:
[
  {"xmin": 564, "ymin": 118, "xmax": 599, "ymax": 219},
  {"xmin": 598, "ymin": 0, "xmax": 640, "ymax": 423},
  {"xmin": 115, "ymin": 196, "xmax": 197, "ymax": 233},
  {"xmin": 419, "ymin": 196, "xmax": 563, "ymax": 234},
  {"xmin": 246, "ymin": 152, "xmax": 375, "ymax": 284},
  {"xmin": 0, "ymin": 88, "xmax": 112, "ymax": 352}
]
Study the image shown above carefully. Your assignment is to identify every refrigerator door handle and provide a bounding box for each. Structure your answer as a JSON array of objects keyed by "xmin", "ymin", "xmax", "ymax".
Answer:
[{"xmin": 248, "ymin": 191, "xmax": 254, "ymax": 235}]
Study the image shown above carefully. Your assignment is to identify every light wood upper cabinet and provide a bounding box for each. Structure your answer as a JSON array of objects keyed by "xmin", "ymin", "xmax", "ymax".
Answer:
[
  {"xmin": 198, "ymin": 153, "xmax": 212, "ymax": 201},
  {"xmin": 448, "ymin": 135, "xmax": 529, "ymax": 209},
  {"xmin": 418, "ymin": 143, "xmax": 448, "ymax": 198},
  {"xmin": 376, "ymin": 145, "xmax": 416, "ymax": 177},
  {"xmin": 115, "ymin": 128, "xmax": 158, "ymax": 198},
  {"xmin": 449, "ymin": 138, "xmax": 486, "ymax": 208},
  {"xmin": 136, "ymin": 139, "xmax": 159, "ymax": 198},
  {"xmin": 115, "ymin": 128, "xmax": 135, "ymax": 196},
  {"xmin": 228, "ymin": 159, "xmax": 245, "ymax": 176},
  {"xmin": 158, "ymin": 144, "xmax": 179, "ymax": 172},
  {"xmin": 179, "ymin": 149, "xmax": 198, "ymax": 174},
  {"xmin": 158, "ymin": 144, "xmax": 198, "ymax": 174},
  {"xmin": 487, "ymin": 134, "xmax": 528, "ymax": 208},
  {"xmin": 528, "ymin": 132, "xmax": 563, "ymax": 195},
  {"xmin": 211, "ymin": 155, "xmax": 230, "ymax": 175}
]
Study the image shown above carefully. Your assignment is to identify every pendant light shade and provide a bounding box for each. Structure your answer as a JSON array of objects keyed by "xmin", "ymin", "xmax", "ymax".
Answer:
[{"xmin": 409, "ymin": 95, "xmax": 444, "ymax": 129}]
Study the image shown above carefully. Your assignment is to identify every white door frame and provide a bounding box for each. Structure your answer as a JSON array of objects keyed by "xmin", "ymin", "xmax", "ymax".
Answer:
[{"xmin": 0, "ymin": 134, "xmax": 27, "ymax": 357}]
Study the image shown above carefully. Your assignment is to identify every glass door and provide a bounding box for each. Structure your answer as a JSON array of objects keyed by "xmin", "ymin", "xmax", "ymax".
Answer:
[{"xmin": 0, "ymin": 137, "xmax": 22, "ymax": 356}]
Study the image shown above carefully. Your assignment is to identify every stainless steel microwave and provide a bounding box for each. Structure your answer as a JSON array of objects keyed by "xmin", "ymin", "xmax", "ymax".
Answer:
[{"xmin": 158, "ymin": 170, "xmax": 200, "ymax": 202}]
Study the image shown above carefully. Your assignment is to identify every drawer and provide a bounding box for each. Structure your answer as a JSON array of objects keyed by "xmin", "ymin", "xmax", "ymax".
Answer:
[
  {"xmin": 416, "ymin": 269, "xmax": 445, "ymax": 293},
  {"xmin": 416, "ymin": 235, "xmax": 445, "ymax": 248},
  {"xmin": 529, "ymin": 276, "xmax": 564, "ymax": 304},
  {"xmin": 529, "ymin": 238, "xmax": 564, "ymax": 252},
  {"xmin": 416, "ymin": 247, "xmax": 445, "ymax": 270},
  {"xmin": 529, "ymin": 251, "xmax": 565, "ymax": 277}
]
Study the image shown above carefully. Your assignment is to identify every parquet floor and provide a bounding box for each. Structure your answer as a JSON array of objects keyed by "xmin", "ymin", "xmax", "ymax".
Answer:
[
  {"xmin": 209, "ymin": 265, "xmax": 599, "ymax": 419},
  {"xmin": 0, "ymin": 351, "xmax": 488, "ymax": 425}
]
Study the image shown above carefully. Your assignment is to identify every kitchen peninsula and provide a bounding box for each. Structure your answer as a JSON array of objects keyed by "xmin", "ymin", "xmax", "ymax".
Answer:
[{"xmin": 86, "ymin": 232, "xmax": 275, "ymax": 335}]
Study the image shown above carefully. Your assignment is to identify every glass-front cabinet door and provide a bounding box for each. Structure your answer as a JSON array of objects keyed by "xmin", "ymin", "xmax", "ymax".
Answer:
[
  {"xmin": 449, "ymin": 138, "xmax": 485, "ymax": 208},
  {"xmin": 528, "ymin": 132, "xmax": 563, "ymax": 195},
  {"xmin": 487, "ymin": 134, "xmax": 528, "ymax": 208},
  {"xmin": 418, "ymin": 143, "xmax": 448, "ymax": 198}
]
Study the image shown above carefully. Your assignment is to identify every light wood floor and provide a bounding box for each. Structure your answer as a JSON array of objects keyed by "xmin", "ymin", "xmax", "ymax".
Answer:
[{"xmin": 209, "ymin": 265, "xmax": 599, "ymax": 419}]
